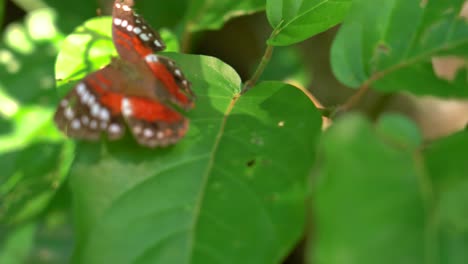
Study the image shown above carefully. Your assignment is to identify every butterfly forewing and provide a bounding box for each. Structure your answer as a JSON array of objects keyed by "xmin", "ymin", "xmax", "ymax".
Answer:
[
  {"xmin": 112, "ymin": 0, "xmax": 166, "ymax": 63},
  {"xmin": 144, "ymin": 54, "xmax": 195, "ymax": 110}
]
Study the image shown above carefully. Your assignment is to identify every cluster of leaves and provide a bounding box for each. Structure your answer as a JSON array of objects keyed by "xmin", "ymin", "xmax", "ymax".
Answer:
[{"xmin": 1, "ymin": 0, "xmax": 467, "ymax": 263}]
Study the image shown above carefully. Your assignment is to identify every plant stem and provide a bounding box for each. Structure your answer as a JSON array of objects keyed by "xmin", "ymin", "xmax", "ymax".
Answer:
[
  {"xmin": 181, "ymin": 23, "xmax": 193, "ymax": 53},
  {"xmin": 340, "ymin": 84, "xmax": 370, "ymax": 112},
  {"xmin": 241, "ymin": 44, "xmax": 274, "ymax": 94}
]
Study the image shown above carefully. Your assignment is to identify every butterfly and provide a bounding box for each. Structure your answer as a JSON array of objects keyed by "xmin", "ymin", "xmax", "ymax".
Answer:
[{"xmin": 54, "ymin": 0, "xmax": 195, "ymax": 148}]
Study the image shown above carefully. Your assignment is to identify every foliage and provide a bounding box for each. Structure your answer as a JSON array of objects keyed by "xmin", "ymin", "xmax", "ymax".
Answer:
[{"xmin": 0, "ymin": 0, "xmax": 467, "ymax": 263}]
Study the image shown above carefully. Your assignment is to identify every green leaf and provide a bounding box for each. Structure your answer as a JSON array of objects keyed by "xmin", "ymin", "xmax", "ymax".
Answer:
[
  {"xmin": 424, "ymin": 131, "xmax": 468, "ymax": 263},
  {"xmin": 0, "ymin": 8, "xmax": 71, "ymax": 226},
  {"xmin": 0, "ymin": 223, "xmax": 36, "ymax": 264},
  {"xmin": 311, "ymin": 114, "xmax": 468, "ymax": 264},
  {"xmin": 185, "ymin": 0, "xmax": 265, "ymax": 32},
  {"xmin": 312, "ymin": 114, "xmax": 426, "ymax": 264},
  {"xmin": 71, "ymin": 75, "xmax": 321, "ymax": 263},
  {"xmin": 267, "ymin": 0, "xmax": 353, "ymax": 46},
  {"xmin": 331, "ymin": 0, "xmax": 468, "ymax": 97}
]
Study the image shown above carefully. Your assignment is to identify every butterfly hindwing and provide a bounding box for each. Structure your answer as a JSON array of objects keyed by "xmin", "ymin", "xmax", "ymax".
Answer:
[
  {"xmin": 121, "ymin": 96, "xmax": 189, "ymax": 147},
  {"xmin": 54, "ymin": 66, "xmax": 127, "ymax": 141},
  {"xmin": 54, "ymin": 61, "xmax": 190, "ymax": 147}
]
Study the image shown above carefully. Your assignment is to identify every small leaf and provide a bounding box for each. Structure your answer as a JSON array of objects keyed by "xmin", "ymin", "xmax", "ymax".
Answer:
[
  {"xmin": 267, "ymin": 0, "xmax": 353, "ymax": 46},
  {"xmin": 331, "ymin": 0, "xmax": 468, "ymax": 97},
  {"xmin": 375, "ymin": 114, "xmax": 422, "ymax": 150},
  {"xmin": 185, "ymin": 0, "xmax": 265, "ymax": 32}
]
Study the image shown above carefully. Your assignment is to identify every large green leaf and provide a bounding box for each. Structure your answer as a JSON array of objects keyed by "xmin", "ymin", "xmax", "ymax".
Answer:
[
  {"xmin": 331, "ymin": 0, "xmax": 468, "ymax": 97},
  {"xmin": 55, "ymin": 16, "xmax": 322, "ymax": 263},
  {"xmin": 267, "ymin": 0, "xmax": 353, "ymax": 46},
  {"xmin": 311, "ymin": 114, "xmax": 468, "ymax": 264},
  {"xmin": 185, "ymin": 0, "xmax": 265, "ymax": 32}
]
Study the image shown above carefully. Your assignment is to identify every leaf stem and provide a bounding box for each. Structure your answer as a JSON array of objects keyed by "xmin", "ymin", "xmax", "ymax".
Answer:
[
  {"xmin": 340, "ymin": 84, "xmax": 370, "ymax": 112},
  {"xmin": 241, "ymin": 44, "xmax": 274, "ymax": 94},
  {"xmin": 337, "ymin": 67, "xmax": 389, "ymax": 115}
]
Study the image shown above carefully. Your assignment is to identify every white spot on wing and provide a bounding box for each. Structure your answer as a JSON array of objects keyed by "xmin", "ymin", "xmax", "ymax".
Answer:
[
  {"xmin": 90, "ymin": 120, "xmax": 98, "ymax": 129},
  {"xmin": 64, "ymin": 108, "xmax": 74, "ymax": 120},
  {"xmin": 154, "ymin": 39, "xmax": 162, "ymax": 47},
  {"xmin": 133, "ymin": 27, "xmax": 141, "ymax": 34},
  {"xmin": 121, "ymin": 20, "xmax": 128, "ymax": 27},
  {"xmin": 76, "ymin": 83, "xmax": 86, "ymax": 95},
  {"xmin": 139, "ymin": 33, "xmax": 149, "ymax": 41},
  {"xmin": 71, "ymin": 119, "xmax": 81, "ymax": 130},
  {"xmin": 122, "ymin": 5, "xmax": 131, "ymax": 11},
  {"xmin": 145, "ymin": 54, "xmax": 158, "ymax": 62},
  {"xmin": 143, "ymin": 128, "xmax": 154, "ymax": 138},
  {"xmin": 80, "ymin": 91, "xmax": 90, "ymax": 104},
  {"xmin": 87, "ymin": 95, "xmax": 95, "ymax": 106},
  {"xmin": 99, "ymin": 108, "xmax": 110, "ymax": 121},
  {"xmin": 133, "ymin": 125, "xmax": 142, "ymax": 134},
  {"xmin": 114, "ymin": 18, "xmax": 122, "ymax": 26},
  {"xmin": 60, "ymin": 99, "xmax": 68, "ymax": 107},
  {"xmin": 127, "ymin": 25, "xmax": 133, "ymax": 31},
  {"xmin": 109, "ymin": 124, "xmax": 121, "ymax": 134},
  {"xmin": 122, "ymin": 98, "xmax": 132, "ymax": 116},
  {"xmin": 157, "ymin": 131, "xmax": 164, "ymax": 139},
  {"xmin": 91, "ymin": 104, "xmax": 100, "ymax": 117},
  {"xmin": 81, "ymin": 115, "xmax": 89, "ymax": 125},
  {"xmin": 100, "ymin": 121, "xmax": 108, "ymax": 130}
]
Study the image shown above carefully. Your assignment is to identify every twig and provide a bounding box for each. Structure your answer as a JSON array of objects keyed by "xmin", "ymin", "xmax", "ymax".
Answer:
[{"xmin": 241, "ymin": 44, "xmax": 274, "ymax": 94}]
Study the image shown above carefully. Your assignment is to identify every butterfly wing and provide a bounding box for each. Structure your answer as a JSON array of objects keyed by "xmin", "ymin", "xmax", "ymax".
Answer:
[
  {"xmin": 54, "ymin": 65, "xmax": 126, "ymax": 141},
  {"xmin": 54, "ymin": 62, "xmax": 189, "ymax": 147},
  {"xmin": 144, "ymin": 54, "xmax": 195, "ymax": 110},
  {"xmin": 112, "ymin": 0, "xmax": 166, "ymax": 63},
  {"xmin": 111, "ymin": 0, "xmax": 195, "ymax": 110},
  {"xmin": 121, "ymin": 96, "xmax": 189, "ymax": 147}
]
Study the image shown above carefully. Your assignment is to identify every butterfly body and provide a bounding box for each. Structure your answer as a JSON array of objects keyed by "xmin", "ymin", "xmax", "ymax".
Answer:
[{"xmin": 54, "ymin": 0, "xmax": 194, "ymax": 147}]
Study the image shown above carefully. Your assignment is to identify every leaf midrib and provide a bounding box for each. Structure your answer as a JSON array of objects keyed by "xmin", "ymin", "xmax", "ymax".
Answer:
[
  {"xmin": 186, "ymin": 94, "xmax": 240, "ymax": 263},
  {"xmin": 276, "ymin": 0, "xmax": 346, "ymax": 34}
]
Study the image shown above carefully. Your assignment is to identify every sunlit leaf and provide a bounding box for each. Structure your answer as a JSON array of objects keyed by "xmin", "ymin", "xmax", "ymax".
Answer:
[{"xmin": 267, "ymin": 0, "xmax": 352, "ymax": 46}]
